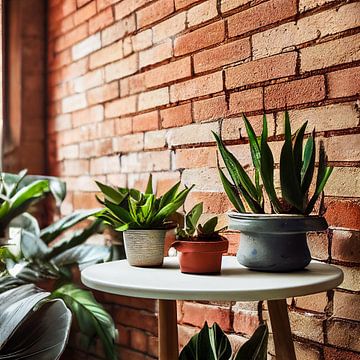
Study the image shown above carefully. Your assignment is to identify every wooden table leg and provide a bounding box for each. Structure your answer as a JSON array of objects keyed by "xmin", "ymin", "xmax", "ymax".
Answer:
[
  {"xmin": 267, "ymin": 299, "xmax": 296, "ymax": 360},
  {"xmin": 158, "ymin": 299, "xmax": 178, "ymax": 360}
]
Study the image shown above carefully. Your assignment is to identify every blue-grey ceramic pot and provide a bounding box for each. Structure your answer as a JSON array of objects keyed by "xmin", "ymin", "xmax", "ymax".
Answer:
[{"xmin": 228, "ymin": 212, "xmax": 328, "ymax": 272}]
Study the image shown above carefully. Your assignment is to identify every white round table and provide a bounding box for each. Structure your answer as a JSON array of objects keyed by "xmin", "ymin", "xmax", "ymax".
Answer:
[{"xmin": 81, "ymin": 256, "xmax": 343, "ymax": 360}]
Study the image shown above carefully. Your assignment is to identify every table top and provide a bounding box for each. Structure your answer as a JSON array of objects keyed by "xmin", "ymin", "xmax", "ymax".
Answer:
[{"xmin": 81, "ymin": 256, "xmax": 343, "ymax": 301}]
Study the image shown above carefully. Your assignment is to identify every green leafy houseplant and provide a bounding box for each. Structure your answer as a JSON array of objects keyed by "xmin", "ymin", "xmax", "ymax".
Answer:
[
  {"xmin": 179, "ymin": 322, "xmax": 268, "ymax": 360},
  {"xmin": 213, "ymin": 112, "xmax": 333, "ymax": 272},
  {"xmin": 172, "ymin": 203, "xmax": 228, "ymax": 274},
  {"xmin": 96, "ymin": 175, "xmax": 193, "ymax": 267}
]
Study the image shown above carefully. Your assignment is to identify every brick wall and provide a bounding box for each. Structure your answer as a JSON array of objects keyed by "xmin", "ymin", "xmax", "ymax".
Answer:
[{"xmin": 47, "ymin": 0, "xmax": 360, "ymax": 359}]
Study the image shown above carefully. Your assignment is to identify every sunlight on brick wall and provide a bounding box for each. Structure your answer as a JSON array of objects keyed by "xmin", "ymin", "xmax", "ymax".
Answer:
[{"xmin": 47, "ymin": 0, "xmax": 360, "ymax": 359}]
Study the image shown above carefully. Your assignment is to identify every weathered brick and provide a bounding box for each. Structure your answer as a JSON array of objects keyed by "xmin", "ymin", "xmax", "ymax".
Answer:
[
  {"xmin": 138, "ymin": 87, "xmax": 169, "ymax": 111},
  {"xmin": 105, "ymin": 96, "xmax": 137, "ymax": 117},
  {"xmin": 324, "ymin": 167, "xmax": 360, "ymax": 198},
  {"xmin": 324, "ymin": 134, "xmax": 360, "ymax": 162},
  {"xmin": 226, "ymin": 52, "xmax": 297, "ymax": 89},
  {"xmin": 160, "ymin": 103, "xmax": 192, "ymax": 129},
  {"xmin": 72, "ymin": 34, "xmax": 101, "ymax": 60},
  {"xmin": 185, "ymin": 191, "xmax": 232, "ymax": 214},
  {"xmin": 194, "ymin": 38, "xmax": 251, "ymax": 73},
  {"xmin": 126, "ymin": 73, "xmax": 146, "ymax": 95},
  {"xmin": 105, "ymin": 54, "xmax": 138, "ymax": 82},
  {"xmin": 324, "ymin": 347, "xmax": 360, "ymax": 360},
  {"xmin": 72, "ymin": 69, "xmax": 104, "ymax": 92},
  {"xmin": 299, "ymin": 0, "xmax": 337, "ymax": 12},
  {"xmin": 62, "ymin": 93, "xmax": 87, "ymax": 113},
  {"xmin": 193, "ymin": 95, "xmax": 228, "ymax": 123},
  {"xmin": 145, "ymin": 57, "xmax": 191, "ymax": 88},
  {"xmin": 170, "ymin": 72, "xmax": 223, "ymax": 102},
  {"xmin": 115, "ymin": 117, "xmax": 133, "ymax": 135},
  {"xmin": 72, "ymin": 105, "xmax": 104, "ymax": 127},
  {"xmin": 220, "ymin": 0, "xmax": 250, "ymax": 13},
  {"xmin": 289, "ymin": 310, "xmax": 324, "ymax": 343},
  {"xmin": 73, "ymin": 1, "xmax": 96, "ymax": 25},
  {"xmin": 144, "ymin": 129, "xmax": 167, "ymax": 149},
  {"xmin": 174, "ymin": 21, "xmax": 225, "ymax": 56},
  {"xmin": 175, "ymin": 0, "xmax": 202, "ymax": 10},
  {"xmin": 229, "ymin": 87, "xmax": 263, "ymax": 114},
  {"xmin": 139, "ymin": 40, "xmax": 173, "ymax": 68},
  {"xmin": 336, "ymin": 265, "xmax": 360, "ymax": 292},
  {"xmin": 114, "ymin": 133, "xmax": 143, "ymax": 152},
  {"xmin": 228, "ymin": 0, "xmax": 297, "ymax": 37},
  {"xmin": 132, "ymin": 111, "xmax": 159, "ymax": 132},
  {"xmin": 137, "ymin": 0, "xmax": 174, "ymax": 28},
  {"xmin": 333, "ymin": 291, "xmax": 360, "ymax": 321},
  {"xmin": 121, "ymin": 151, "xmax": 171, "ymax": 173},
  {"xmin": 327, "ymin": 319, "xmax": 360, "ymax": 352},
  {"xmin": 114, "ymin": 0, "xmax": 147, "ymax": 20},
  {"xmin": 307, "ymin": 232, "xmax": 328, "ymax": 261},
  {"xmin": 187, "ymin": 0, "xmax": 218, "ymax": 27},
  {"xmin": 295, "ymin": 292, "xmax": 328, "ymax": 313},
  {"xmin": 132, "ymin": 29, "xmax": 152, "ymax": 52},
  {"xmin": 153, "ymin": 12, "xmax": 186, "ymax": 43},
  {"xmin": 325, "ymin": 198, "xmax": 360, "ymax": 230},
  {"xmin": 63, "ymin": 159, "xmax": 89, "ymax": 176},
  {"xmin": 87, "ymin": 82, "xmax": 119, "ymax": 105},
  {"xmin": 89, "ymin": 41, "xmax": 123, "ymax": 69},
  {"xmin": 90, "ymin": 155, "xmax": 121, "ymax": 174},
  {"xmin": 332, "ymin": 230, "xmax": 360, "ymax": 263},
  {"xmin": 328, "ymin": 66, "xmax": 360, "ymax": 99},
  {"xmin": 265, "ymin": 76, "xmax": 325, "ymax": 109},
  {"xmin": 174, "ymin": 147, "xmax": 217, "ymax": 169},
  {"xmin": 89, "ymin": 7, "xmax": 114, "ymax": 34},
  {"xmin": 101, "ymin": 15, "xmax": 136, "ymax": 46}
]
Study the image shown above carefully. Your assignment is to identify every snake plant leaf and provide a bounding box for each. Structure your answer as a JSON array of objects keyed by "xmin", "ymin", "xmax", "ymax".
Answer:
[
  {"xmin": 145, "ymin": 174, "xmax": 153, "ymax": 194},
  {"xmin": 213, "ymin": 131, "xmax": 259, "ymax": 202},
  {"xmin": 233, "ymin": 324, "xmax": 268, "ymax": 360},
  {"xmin": 45, "ymin": 219, "xmax": 102, "ymax": 260},
  {"xmin": 140, "ymin": 194, "xmax": 155, "ymax": 220},
  {"xmin": 186, "ymin": 202, "xmax": 203, "ymax": 235},
  {"xmin": 259, "ymin": 116, "xmax": 282, "ymax": 213},
  {"xmin": 280, "ymin": 112, "xmax": 304, "ymax": 212},
  {"xmin": 52, "ymin": 284, "xmax": 117, "ymax": 360},
  {"xmin": 95, "ymin": 181, "xmax": 128, "ymax": 205},
  {"xmin": 180, "ymin": 322, "xmax": 232, "ymax": 360},
  {"xmin": 0, "ymin": 284, "xmax": 71, "ymax": 360},
  {"xmin": 201, "ymin": 216, "xmax": 218, "ymax": 234},
  {"xmin": 305, "ymin": 142, "xmax": 333, "ymax": 214},
  {"xmin": 50, "ymin": 244, "xmax": 110, "ymax": 270},
  {"xmin": 159, "ymin": 181, "xmax": 181, "ymax": 208},
  {"xmin": 104, "ymin": 201, "xmax": 134, "ymax": 224},
  {"xmin": 293, "ymin": 121, "xmax": 308, "ymax": 182},
  {"xmin": 218, "ymin": 168, "xmax": 245, "ymax": 212},
  {"xmin": 301, "ymin": 131, "xmax": 315, "ymax": 195},
  {"xmin": 242, "ymin": 114, "xmax": 261, "ymax": 173}
]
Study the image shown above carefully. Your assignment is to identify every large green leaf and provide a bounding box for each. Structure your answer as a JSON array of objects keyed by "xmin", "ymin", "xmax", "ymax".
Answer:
[
  {"xmin": 280, "ymin": 112, "xmax": 304, "ymax": 212},
  {"xmin": 233, "ymin": 324, "xmax": 268, "ymax": 360},
  {"xmin": 95, "ymin": 181, "xmax": 128, "ymax": 205},
  {"xmin": 0, "ymin": 284, "xmax": 71, "ymax": 360},
  {"xmin": 20, "ymin": 230, "xmax": 50, "ymax": 261},
  {"xmin": 40, "ymin": 209, "xmax": 100, "ymax": 244},
  {"xmin": 213, "ymin": 132, "xmax": 259, "ymax": 203},
  {"xmin": 186, "ymin": 202, "xmax": 203, "ymax": 234},
  {"xmin": 180, "ymin": 322, "xmax": 232, "ymax": 360},
  {"xmin": 301, "ymin": 133, "xmax": 315, "ymax": 195},
  {"xmin": 0, "ymin": 275, "xmax": 25, "ymax": 294},
  {"xmin": 52, "ymin": 284, "xmax": 117, "ymax": 360},
  {"xmin": 159, "ymin": 181, "xmax": 180, "ymax": 208},
  {"xmin": 293, "ymin": 121, "xmax": 308, "ymax": 182},
  {"xmin": 218, "ymin": 168, "xmax": 245, "ymax": 212}
]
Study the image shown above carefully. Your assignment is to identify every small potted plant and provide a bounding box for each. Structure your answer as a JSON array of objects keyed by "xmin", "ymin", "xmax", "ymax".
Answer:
[
  {"xmin": 213, "ymin": 112, "xmax": 333, "ymax": 272},
  {"xmin": 172, "ymin": 202, "xmax": 228, "ymax": 274},
  {"xmin": 96, "ymin": 175, "xmax": 193, "ymax": 267}
]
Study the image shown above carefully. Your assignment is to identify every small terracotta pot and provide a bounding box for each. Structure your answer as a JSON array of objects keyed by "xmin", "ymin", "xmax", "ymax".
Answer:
[{"xmin": 172, "ymin": 238, "xmax": 229, "ymax": 274}]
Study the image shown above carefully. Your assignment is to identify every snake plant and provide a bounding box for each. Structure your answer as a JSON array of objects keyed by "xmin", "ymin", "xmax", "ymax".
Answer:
[
  {"xmin": 213, "ymin": 112, "xmax": 333, "ymax": 215},
  {"xmin": 96, "ymin": 175, "xmax": 193, "ymax": 231}
]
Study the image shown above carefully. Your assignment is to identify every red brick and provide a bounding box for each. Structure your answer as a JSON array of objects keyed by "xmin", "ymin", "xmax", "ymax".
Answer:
[
  {"xmin": 105, "ymin": 54, "xmax": 138, "ymax": 82},
  {"xmin": 127, "ymin": 73, "xmax": 146, "ymax": 95},
  {"xmin": 194, "ymin": 38, "xmax": 251, "ymax": 73},
  {"xmin": 226, "ymin": 52, "xmax": 297, "ymax": 89},
  {"xmin": 77, "ymin": 0, "xmax": 92, "ymax": 6},
  {"xmin": 87, "ymin": 82, "xmax": 119, "ymax": 105},
  {"xmin": 137, "ymin": 0, "xmax": 174, "ymax": 28},
  {"xmin": 90, "ymin": 155, "xmax": 120, "ymax": 174},
  {"xmin": 89, "ymin": 40, "xmax": 123, "ymax": 69},
  {"xmin": 132, "ymin": 111, "xmax": 159, "ymax": 132},
  {"xmin": 139, "ymin": 40, "xmax": 173, "ymax": 68},
  {"xmin": 101, "ymin": 15, "xmax": 136, "ymax": 46},
  {"xmin": 89, "ymin": 7, "xmax": 114, "ymax": 34},
  {"xmin": 115, "ymin": 117, "xmax": 133, "ymax": 135},
  {"xmin": 185, "ymin": 191, "xmax": 232, "ymax": 215},
  {"xmin": 138, "ymin": 87, "xmax": 169, "ymax": 111},
  {"xmin": 182, "ymin": 302, "xmax": 232, "ymax": 331},
  {"xmin": 193, "ymin": 95, "xmax": 228, "ymax": 123},
  {"xmin": 333, "ymin": 291, "xmax": 360, "ymax": 322},
  {"xmin": 233, "ymin": 309, "xmax": 260, "ymax": 334},
  {"xmin": 55, "ymin": 23, "xmax": 88, "ymax": 52},
  {"xmin": 187, "ymin": 0, "xmax": 218, "ymax": 27},
  {"xmin": 324, "ymin": 347, "xmax": 360, "ymax": 360},
  {"xmin": 170, "ymin": 72, "xmax": 223, "ymax": 102},
  {"xmin": 174, "ymin": 21, "xmax": 225, "ymax": 56},
  {"xmin": 265, "ymin": 76, "xmax": 325, "ymax": 109},
  {"xmin": 153, "ymin": 12, "xmax": 186, "ymax": 43},
  {"xmin": 105, "ymin": 96, "xmax": 137, "ymax": 117},
  {"xmin": 328, "ymin": 66, "xmax": 360, "ymax": 99},
  {"xmin": 97, "ymin": 0, "xmax": 119, "ymax": 10},
  {"xmin": 114, "ymin": 0, "xmax": 147, "ymax": 19},
  {"xmin": 73, "ymin": 1, "xmax": 96, "ymax": 25},
  {"xmin": 228, "ymin": 0, "xmax": 297, "ymax": 37},
  {"xmin": 332, "ymin": 230, "xmax": 360, "ymax": 263},
  {"xmin": 63, "ymin": 159, "xmax": 89, "ymax": 176},
  {"xmin": 72, "ymin": 69, "xmax": 104, "ymax": 92},
  {"xmin": 325, "ymin": 198, "xmax": 360, "ymax": 230},
  {"xmin": 175, "ymin": 147, "xmax": 217, "ymax": 169},
  {"xmin": 145, "ymin": 57, "xmax": 191, "ymax": 88},
  {"xmin": 114, "ymin": 133, "xmax": 143, "ymax": 152},
  {"xmin": 160, "ymin": 103, "xmax": 192, "ymax": 128},
  {"xmin": 175, "ymin": 0, "xmax": 202, "ymax": 10},
  {"xmin": 130, "ymin": 328, "xmax": 148, "ymax": 353},
  {"xmin": 118, "ymin": 348, "xmax": 147, "ymax": 360},
  {"xmin": 132, "ymin": 29, "xmax": 152, "ymax": 51},
  {"xmin": 72, "ymin": 105, "xmax": 104, "ymax": 127},
  {"xmin": 73, "ymin": 191, "xmax": 103, "ymax": 209},
  {"xmin": 62, "ymin": 58, "xmax": 88, "ymax": 81},
  {"xmin": 229, "ymin": 87, "xmax": 263, "ymax": 114}
]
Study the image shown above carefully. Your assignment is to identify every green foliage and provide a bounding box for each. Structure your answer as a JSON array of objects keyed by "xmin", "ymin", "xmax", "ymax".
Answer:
[
  {"xmin": 96, "ymin": 175, "xmax": 193, "ymax": 230},
  {"xmin": 179, "ymin": 322, "xmax": 268, "ymax": 360},
  {"xmin": 0, "ymin": 283, "xmax": 71, "ymax": 359},
  {"xmin": 176, "ymin": 203, "xmax": 225, "ymax": 241},
  {"xmin": 0, "ymin": 169, "xmax": 66, "ymax": 234},
  {"xmin": 52, "ymin": 284, "xmax": 117, "ymax": 360},
  {"xmin": 213, "ymin": 112, "xmax": 333, "ymax": 215}
]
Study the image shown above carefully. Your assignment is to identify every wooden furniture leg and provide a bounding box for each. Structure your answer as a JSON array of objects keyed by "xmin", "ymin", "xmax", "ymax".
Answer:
[
  {"xmin": 267, "ymin": 299, "xmax": 297, "ymax": 360},
  {"xmin": 158, "ymin": 299, "xmax": 178, "ymax": 360}
]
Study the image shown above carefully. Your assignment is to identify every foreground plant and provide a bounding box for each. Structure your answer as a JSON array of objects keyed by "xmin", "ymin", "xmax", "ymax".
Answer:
[
  {"xmin": 213, "ymin": 112, "xmax": 333, "ymax": 215},
  {"xmin": 180, "ymin": 322, "xmax": 268, "ymax": 360}
]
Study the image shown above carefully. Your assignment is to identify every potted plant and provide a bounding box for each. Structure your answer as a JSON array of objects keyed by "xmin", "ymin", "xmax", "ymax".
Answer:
[
  {"xmin": 172, "ymin": 202, "xmax": 228, "ymax": 274},
  {"xmin": 213, "ymin": 112, "xmax": 333, "ymax": 272},
  {"xmin": 96, "ymin": 175, "xmax": 193, "ymax": 267}
]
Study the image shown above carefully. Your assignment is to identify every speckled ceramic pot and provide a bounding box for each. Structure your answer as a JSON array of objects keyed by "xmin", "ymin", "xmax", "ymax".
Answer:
[
  {"xmin": 228, "ymin": 212, "xmax": 328, "ymax": 272},
  {"xmin": 123, "ymin": 229, "xmax": 166, "ymax": 267}
]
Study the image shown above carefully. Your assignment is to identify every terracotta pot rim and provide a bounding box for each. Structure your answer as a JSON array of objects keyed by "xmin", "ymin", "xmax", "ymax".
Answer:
[{"xmin": 172, "ymin": 238, "xmax": 228, "ymax": 253}]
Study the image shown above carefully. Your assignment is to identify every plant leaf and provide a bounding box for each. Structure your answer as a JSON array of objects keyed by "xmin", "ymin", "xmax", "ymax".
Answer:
[
  {"xmin": 186, "ymin": 203, "xmax": 203, "ymax": 235},
  {"xmin": 145, "ymin": 174, "xmax": 153, "ymax": 194},
  {"xmin": 301, "ymin": 132, "xmax": 315, "ymax": 195},
  {"xmin": 201, "ymin": 217, "xmax": 218, "ymax": 234},
  {"xmin": 293, "ymin": 121, "xmax": 307, "ymax": 182},
  {"xmin": 218, "ymin": 168, "xmax": 245, "ymax": 212},
  {"xmin": 159, "ymin": 182, "xmax": 181, "ymax": 208},
  {"xmin": 52, "ymin": 284, "xmax": 117, "ymax": 360},
  {"xmin": 96, "ymin": 181, "xmax": 128, "ymax": 205}
]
